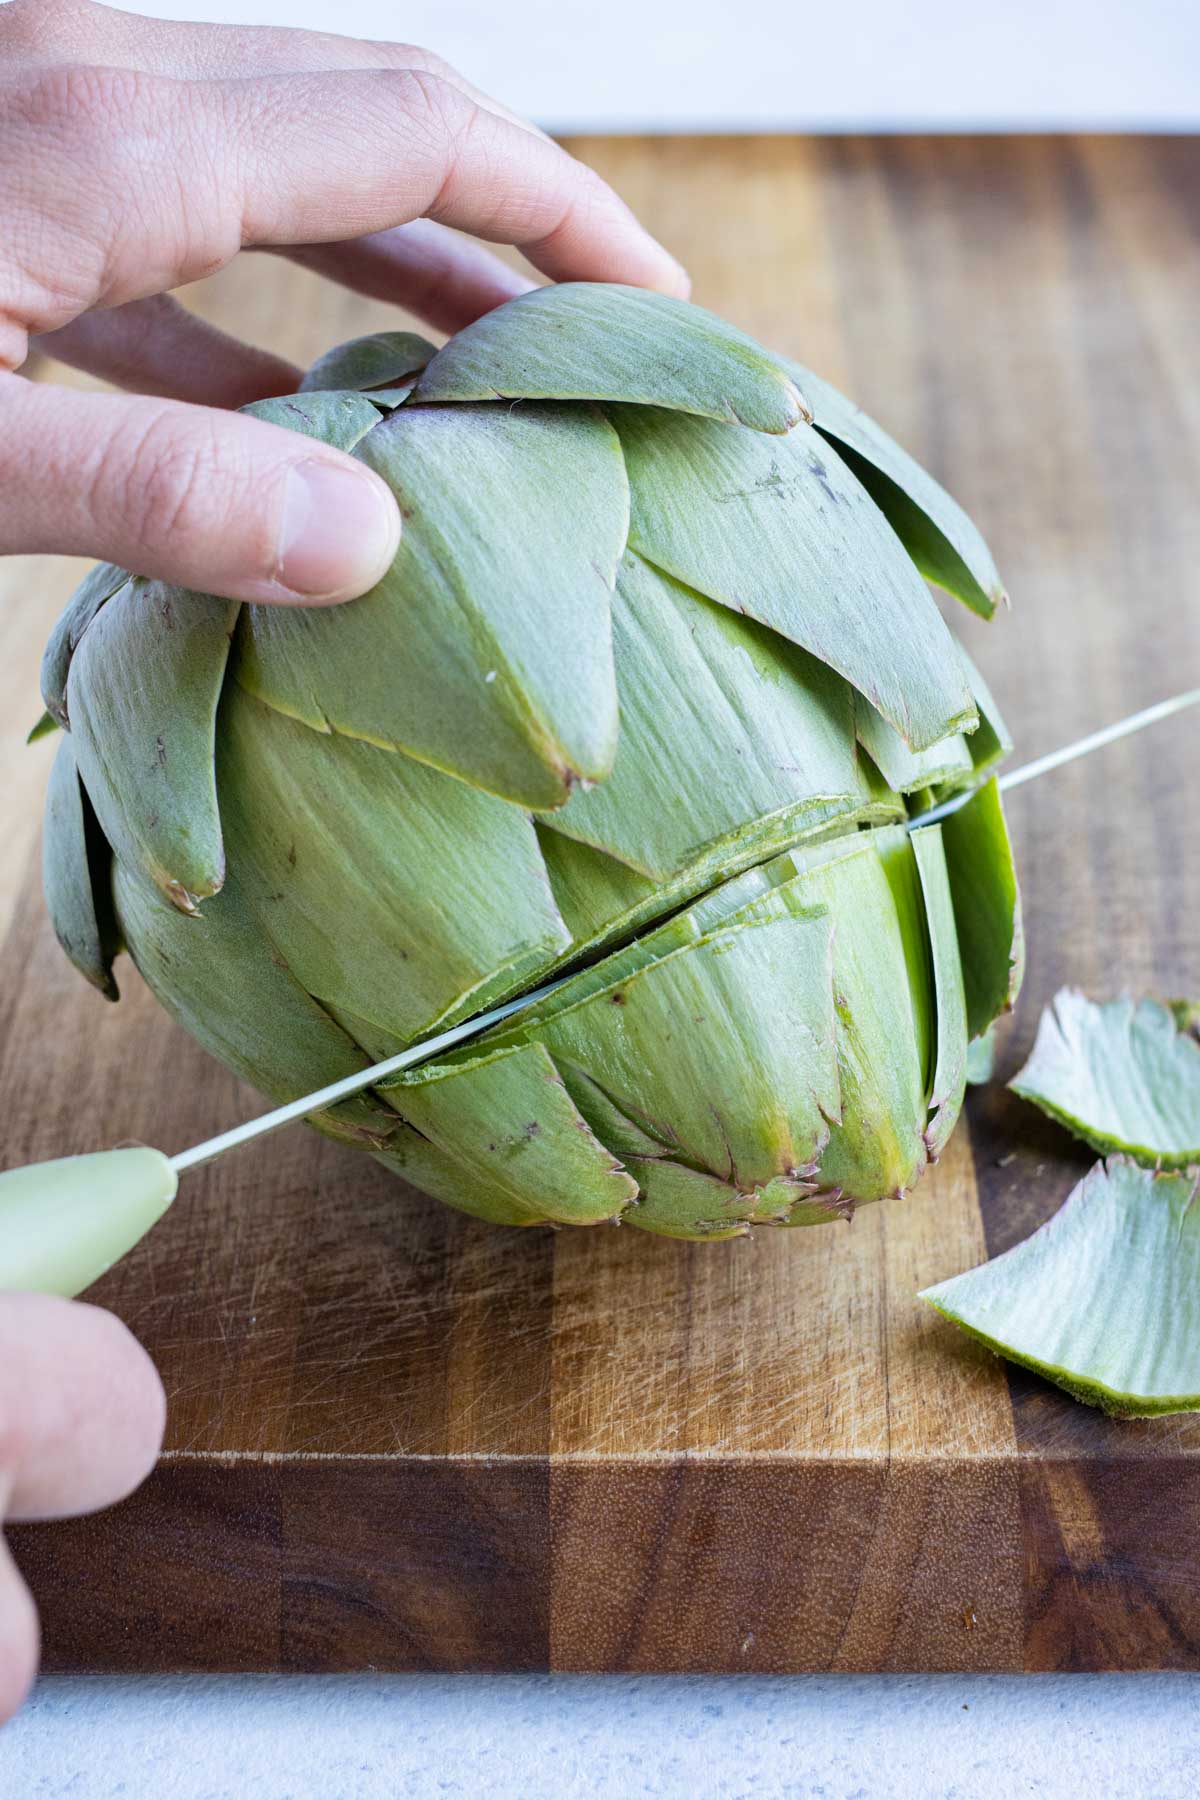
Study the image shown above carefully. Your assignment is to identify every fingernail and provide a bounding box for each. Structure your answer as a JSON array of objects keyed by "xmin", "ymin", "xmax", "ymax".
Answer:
[{"xmin": 276, "ymin": 460, "xmax": 401, "ymax": 602}]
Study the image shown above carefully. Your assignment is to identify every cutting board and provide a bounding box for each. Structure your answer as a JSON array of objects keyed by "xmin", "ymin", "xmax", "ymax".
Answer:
[{"xmin": 5, "ymin": 136, "xmax": 1200, "ymax": 1674}]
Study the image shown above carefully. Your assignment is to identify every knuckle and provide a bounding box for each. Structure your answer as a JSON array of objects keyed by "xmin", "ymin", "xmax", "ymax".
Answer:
[{"xmin": 18, "ymin": 61, "xmax": 165, "ymax": 147}]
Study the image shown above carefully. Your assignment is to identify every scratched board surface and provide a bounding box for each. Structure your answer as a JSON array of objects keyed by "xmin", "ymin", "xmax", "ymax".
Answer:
[{"xmin": 3, "ymin": 136, "xmax": 1200, "ymax": 1672}]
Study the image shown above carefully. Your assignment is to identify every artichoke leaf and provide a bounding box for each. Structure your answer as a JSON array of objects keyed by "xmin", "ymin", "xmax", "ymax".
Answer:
[
  {"xmin": 544, "ymin": 552, "xmax": 868, "ymax": 880},
  {"xmin": 43, "ymin": 735, "xmax": 119, "ymax": 1000},
  {"xmin": 966, "ymin": 1026, "xmax": 997, "ymax": 1086},
  {"xmin": 1011, "ymin": 989, "xmax": 1200, "ymax": 1168},
  {"xmin": 219, "ymin": 687, "xmax": 571, "ymax": 1045},
  {"xmin": 242, "ymin": 391, "xmax": 385, "ymax": 450},
  {"xmin": 954, "ymin": 638, "xmax": 1014, "ymax": 781},
  {"xmin": 41, "ymin": 561, "xmax": 131, "ymax": 727},
  {"xmin": 27, "ymin": 710, "xmax": 60, "ymax": 744},
  {"xmin": 381, "ymin": 1040, "xmax": 637, "ymax": 1227},
  {"xmin": 855, "ymin": 692, "xmax": 974, "ymax": 795},
  {"xmin": 299, "ymin": 331, "xmax": 436, "ymax": 401},
  {"xmin": 614, "ymin": 405, "xmax": 977, "ymax": 753},
  {"xmin": 412, "ymin": 283, "xmax": 808, "ymax": 434},
  {"xmin": 113, "ymin": 860, "xmax": 398, "ymax": 1148},
  {"xmin": 235, "ymin": 402, "xmax": 628, "ymax": 809},
  {"xmin": 794, "ymin": 363, "xmax": 1005, "ymax": 619},
  {"xmin": 67, "ymin": 578, "xmax": 236, "ymax": 912},
  {"xmin": 922, "ymin": 1158, "xmax": 1200, "ymax": 1416},
  {"xmin": 941, "ymin": 778, "xmax": 1024, "ymax": 1042},
  {"xmin": 911, "ymin": 824, "xmax": 969, "ymax": 1157},
  {"xmin": 531, "ymin": 910, "xmax": 841, "ymax": 1198}
]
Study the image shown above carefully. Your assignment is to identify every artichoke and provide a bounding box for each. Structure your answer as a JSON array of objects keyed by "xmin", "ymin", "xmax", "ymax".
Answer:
[{"xmin": 40, "ymin": 283, "xmax": 1023, "ymax": 1240}]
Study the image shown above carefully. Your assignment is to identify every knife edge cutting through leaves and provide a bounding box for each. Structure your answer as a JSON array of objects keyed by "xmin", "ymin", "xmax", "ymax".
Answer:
[{"xmin": 2, "ymin": 685, "xmax": 1199, "ymax": 1312}]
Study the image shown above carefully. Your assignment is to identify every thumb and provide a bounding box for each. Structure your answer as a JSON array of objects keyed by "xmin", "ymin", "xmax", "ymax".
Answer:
[{"xmin": 0, "ymin": 374, "xmax": 401, "ymax": 604}]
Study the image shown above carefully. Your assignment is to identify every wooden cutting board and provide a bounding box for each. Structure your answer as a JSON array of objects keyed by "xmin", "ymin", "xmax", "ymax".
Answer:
[{"xmin": 5, "ymin": 136, "xmax": 1200, "ymax": 1674}]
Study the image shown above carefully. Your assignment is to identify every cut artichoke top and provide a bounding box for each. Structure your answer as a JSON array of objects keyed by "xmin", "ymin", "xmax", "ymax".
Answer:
[{"xmin": 40, "ymin": 282, "xmax": 1020, "ymax": 1242}]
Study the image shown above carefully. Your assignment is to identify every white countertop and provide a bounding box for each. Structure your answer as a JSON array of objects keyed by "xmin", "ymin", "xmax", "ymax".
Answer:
[{"xmin": 6, "ymin": 1672, "xmax": 1200, "ymax": 1797}]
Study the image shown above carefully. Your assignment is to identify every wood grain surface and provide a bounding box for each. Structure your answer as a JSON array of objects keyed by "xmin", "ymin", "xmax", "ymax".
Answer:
[{"xmin": 4, "ymin": 135, "xmax": 1200, "ymax": 1674}]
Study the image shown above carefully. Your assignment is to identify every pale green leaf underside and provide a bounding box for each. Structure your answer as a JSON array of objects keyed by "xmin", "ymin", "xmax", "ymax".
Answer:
[
  {"xmin": 1011, "ymin": 989, "xmax": 1200, "ymax": 1167},
  {"xmin": 234, "ymin": 402, "xmax": 628, "ymax": 809},
  {"xmin": 966, "ymin": 1027, "xmax": 997, "ymax": 1086},
  {"xmin": 242, "ymin": 391, "xmax": 384, "ymax": 451},
  {"xmin": 614, "ymin": 404, "xmax": 977, "ymax": 753},
  {"xmin": 67, "ymin": 579, "xmax": 237, "ymax": 911},
  {"xmin": 412, "ymin": 283, "xmax": 808, "ymax": 433},
  {"xmin": 922, "ymin": 1158, "xmax": 1200, "ymax": 1415},
  {"xmin": 913, "ymin": 825, "xmax": 968, "ymax": 1155},
  {"xmin": 795, "ymin": 363, "xmax": 1005, "ymax": 618},
  {"xmin": 41, "ymin": 561, "xmax": 130, "ymax": 728}
]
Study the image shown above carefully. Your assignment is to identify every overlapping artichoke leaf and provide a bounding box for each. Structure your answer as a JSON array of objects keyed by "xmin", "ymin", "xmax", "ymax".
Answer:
[
  {"xmin": 43, "ymin": 735, "xmax": 120, "ymax": 1000},
  {"xmin": 112, "ymin": 859, "xmax": 399, "ymax": 1149},
  {"xmin": 922, "ymin": 1158, "xmax": 1200, "ymax": 1416},
  {"xmin": 412, "ymin": 283, "xmax": 809, "ymax": 433},
  {"xmin": 953, "ymin": 639, "xmax": 1014, "ymax": 782},
  {"xmin": 966, "ymin": 1025, "xmax": 997, "ymax": 1086},
  {"xmin": 855, "ymin": 692, "xmax": 974, "ymax": 794},
  {"xmin": 218, "ymin": 686, "xmax": 572, "ymax": 1045},
  {"xmin": 243, "ymin": 391, "xmax": 385, "ymax": 449},
  {"xmin": 940, "ymin": 778, "xmax": 1024, "ymax": 1041},
  {"xmin": 66, "ymin": 577, "xmax": 236, "ymax": 913},
  {"xmin": 792, "ymin": 363, "xmax": 1005, "ymax": 619},
  {"xmin": 234, "ymin": 402, "xmax": 628, "ymax": 809},
  {"xmin": 298, "ymin": 331, "xmax": 436, "ymax": 406},
  {"xmin": 377, "ymin": 1040, "xmax": 637, "ymax": 1228},
  {"xmin": 544, "ymin": 551, "xmax": 872, "ymax": 880},
  {"xmin": 41, "ymin": 560, "xmax": 131, "ymax": 728},
  {"xmin": 612, "ymin": 404, "xmax": 977, "ymax": 753},
  {"xmin": 911, "ymin": 825, "xmax": 969, "ymax": 1156},
  {"xmin": 1011, "ymin": 989, "xmax": 1200, "ymax": 1168}
]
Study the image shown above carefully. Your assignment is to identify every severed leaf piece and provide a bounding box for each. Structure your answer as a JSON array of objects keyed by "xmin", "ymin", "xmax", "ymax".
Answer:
[
  {"xmin": 614, "ymin": 405, "xmax": 976, "ymax": 753},
  {"xmin": 43, "ymin": 735, "xmax": 119, "ymax": 1000},
  {"xmin": 922, "ymin": 1158, "xmax": 1200, "ymax": 1416},
  {"xmin": 381, "ymin": 1040, "xmax": 637, "ymax": 1227},
  {"xmin": 855, "ymin": 692, "xmax": 973, "ymax": 794},
  {"xmin": 954, "ymin": 639, "xmax": 1013, "ymax": 781},
  {"xmin": 1011, "ymin": 989, "xmax": 1200, "ymax": 1168},
  {"xmin": 235, "ymin": 402, "xmax": 628, "ymax": 809},
  {"xmin": 941, "ymin": 778, "xmax": 1024, "ymax": 1041},
  {"xmin": 912, "ymin": 825, "xmax": 968, "ymax": 1156},
  {"xmin": 412, "ymin": 283, "xmax": 808, "ymax": 433},
  {"xmin": 41, "ymin": 561, "xmax": 131, "ymax": 727},
  {"xmin": 794, "ymin": 364, "xmax": 1006, "ymax": 618},
  {"xmin": 67, "ymin": 579, "xmax": 236, "ymax": 912},
  {"xmin": 27, "ymin": 711, "xmax": 59, "ymax": 744},
  {"xmin": 299, "ymin": 331, "xmax": 436, "ymax": 402}
]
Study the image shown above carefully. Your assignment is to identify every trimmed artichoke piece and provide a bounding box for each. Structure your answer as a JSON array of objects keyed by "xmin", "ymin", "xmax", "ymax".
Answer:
[
  {"xmin": 412, "ymin": 283, "xmax": 809, "ymax": 433},
  {"xmin": 1011, "ymin": 989, "xmax": 1200, "ymax": 1168},
  {"xmin": 922, "ymin": 1159, "xmax": 1200, "ymax": 1416},
  {"xmin": 855, "ymin": 692, "xmax": 973, "ymax": 795},
  {"xmin": 66, "ymin": 577, "xmax": 236, "ymax": 913},
  {"xmin": 954, "ymin": 638, "xmax": 1014, "ymax": 782},
  {"xmin": 217, "ymin": 686, "xmax": 572, "ymax": 1045},
  {"xmin": 613, "ymin": 404, "xmax": 977, "ymax": 753},
  {"xmin": 794, "ymin": 363, "xmax": 1006, "ymax": 618},
  {"xmin": 43, "ymin": 735, "xmax": 119, "ymax": 1000},
  {"xmin": 941, "ymin": 778, "xmax": 1024, "ymax": 1041},
  {"xmin": 234, "ymin": 402, "xmax": 628, "ymax": 810}
]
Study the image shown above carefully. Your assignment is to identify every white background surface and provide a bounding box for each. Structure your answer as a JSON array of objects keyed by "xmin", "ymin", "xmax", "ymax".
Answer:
[
  {"xmin": 110, "ymin": 0, "xmax": 1200, "ymax": 133},
  {"xmin": 9, "ymin": 1672, "xmax": 1200, "ymax": 1798},
  {"xmin": 10, "ymin": 3, "xmax": 1200, "ymax": 1793}
]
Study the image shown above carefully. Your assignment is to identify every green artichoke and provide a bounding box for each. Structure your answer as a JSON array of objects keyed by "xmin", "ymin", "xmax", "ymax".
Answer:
[{"xmin": 40, "ymin": 283, "xmax": 1023, "ymax": 1240}]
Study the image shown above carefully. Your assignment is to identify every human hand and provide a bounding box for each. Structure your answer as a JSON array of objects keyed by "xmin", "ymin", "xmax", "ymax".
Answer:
[
  {"xmin": 0, "ymin": 1293, "xmax": 164, "ymax": 1722},
  {"xmin": 0, "ymin": 0, "xmax": 689, "ymax": 604}
]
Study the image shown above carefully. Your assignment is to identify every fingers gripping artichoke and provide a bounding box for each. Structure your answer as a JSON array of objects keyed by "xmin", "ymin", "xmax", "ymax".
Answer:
[{"xmin": 41, "ymin": 284, "xmax": 1022, "ymax": 1240}]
